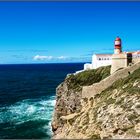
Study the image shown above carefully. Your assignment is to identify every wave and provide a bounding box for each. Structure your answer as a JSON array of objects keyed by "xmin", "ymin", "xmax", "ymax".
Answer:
[{"xmin": 0, "ymin": 96, "xmax": 56, "ymax": 139}]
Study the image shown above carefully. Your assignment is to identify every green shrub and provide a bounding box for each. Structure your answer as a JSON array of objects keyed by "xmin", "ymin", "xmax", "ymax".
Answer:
[{"xmin": 66, "ymin": 66, "xmax": 111, "ymax": 90}]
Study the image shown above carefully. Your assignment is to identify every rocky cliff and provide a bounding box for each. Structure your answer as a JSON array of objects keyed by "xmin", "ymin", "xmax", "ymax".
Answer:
[{"xmin": 52, "ymin": 65, "xmax": 140, "ymax": 139}]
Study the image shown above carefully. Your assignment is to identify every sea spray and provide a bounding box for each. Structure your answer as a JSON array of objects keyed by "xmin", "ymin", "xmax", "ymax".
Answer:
[{"xmin": 0, "ymin": 96, "xmax": 55, "ymax": 139}]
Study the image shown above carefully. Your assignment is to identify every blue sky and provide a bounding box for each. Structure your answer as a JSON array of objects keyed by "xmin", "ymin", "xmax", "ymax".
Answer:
[{"xmin": 0, "ymin": 1, "xmax": 140, "ymax": 64}]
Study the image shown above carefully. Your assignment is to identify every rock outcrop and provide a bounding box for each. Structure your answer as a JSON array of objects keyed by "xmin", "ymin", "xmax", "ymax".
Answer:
[{"xmin": 52, "ymin": 64, "xmax": 140, "ymax": 139}]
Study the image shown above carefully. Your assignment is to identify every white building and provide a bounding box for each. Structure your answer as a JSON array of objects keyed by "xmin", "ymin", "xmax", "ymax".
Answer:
[
  {"xmin": 84, "ymin": 54, "xmax": 112, "ymax": 70},
  {"xmin": 84, "ymin": 63, "xmax": 92, "ymax": 70},
  {"xmin": 92, "ymin": 54, "xmax": 112, "ymax": 69}
]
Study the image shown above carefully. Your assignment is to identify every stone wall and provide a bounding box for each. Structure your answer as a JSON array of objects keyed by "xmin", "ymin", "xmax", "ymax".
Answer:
[
  {"xmin": 133, "ymin": 57, "xmax": 140, "ymax": 64},
  {"xmin": 82, "ymin": 61, "xmax": 140, "ymax": 98}
]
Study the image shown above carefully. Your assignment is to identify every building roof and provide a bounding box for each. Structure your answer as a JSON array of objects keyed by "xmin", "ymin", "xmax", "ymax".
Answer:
[
  {"xmin": 115, "ymin": 37, "xmax": 121, "ymax": 41},
  {"xmin": 93, "ymin": 51, "xmax": 140, "ymax": 57},
  {"xmin": 125, "ymin": 51, "xmax": 140, "ymax": 54},
  {"xmin": 132, "ymin": 51, "xmax": 140, "ymax": 54},
  {"xmin": 94, "ymin": 54, "xmax": 112, "ymax": 57}
]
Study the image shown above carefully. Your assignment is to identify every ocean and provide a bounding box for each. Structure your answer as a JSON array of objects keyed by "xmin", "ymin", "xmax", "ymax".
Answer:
[{"xmin": 0, "ymin": 63, "xmax": 84, "ymax": 139}]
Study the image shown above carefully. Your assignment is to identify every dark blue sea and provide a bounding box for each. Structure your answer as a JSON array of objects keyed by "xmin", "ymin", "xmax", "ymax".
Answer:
[{"xmin": 0, "ymin": 63, "xmax": 84, "ymax": 139}]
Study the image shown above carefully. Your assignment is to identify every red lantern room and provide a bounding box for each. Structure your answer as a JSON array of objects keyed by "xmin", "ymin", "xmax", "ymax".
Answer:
[{"xmin": 114, "ymin": 37, "xmax": 122, "ymax": 54}]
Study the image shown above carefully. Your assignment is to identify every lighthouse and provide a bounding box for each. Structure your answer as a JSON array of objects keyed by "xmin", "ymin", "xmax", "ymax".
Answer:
[
  {"xmin": 114, "ymin": 37, "xmax": 122, "ymax": 54},
  {"xmin": 111, "ymin": 36, "xmax": 128, "ymax": 74}
]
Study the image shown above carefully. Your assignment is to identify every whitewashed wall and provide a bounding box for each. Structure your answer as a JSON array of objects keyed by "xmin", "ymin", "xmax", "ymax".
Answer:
[
  {"xmin": 84, "ymin": 63, "xmax": 92, "ymax": 70},
  {"xmin": 92, "ymin": 54, "xmax": 112, "ymax": 69}
]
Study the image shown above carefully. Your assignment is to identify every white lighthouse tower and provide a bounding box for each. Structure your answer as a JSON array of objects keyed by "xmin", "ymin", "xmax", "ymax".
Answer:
[{"xmin": 114, "ymin": 37, "xmax": 122, "ymax": 54}]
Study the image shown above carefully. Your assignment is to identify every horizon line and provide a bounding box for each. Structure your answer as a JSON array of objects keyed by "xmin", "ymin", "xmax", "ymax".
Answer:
[{"xmin": 0, "ymin": 62, "xmax": 90, "ymax": 65}]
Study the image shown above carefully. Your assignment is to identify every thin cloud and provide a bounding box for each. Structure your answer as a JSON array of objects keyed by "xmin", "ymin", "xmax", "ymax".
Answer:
[
  {"xmin": 33, "ymin": 55, "xmax": 53, "ymax": 61},
  {"xmin": 83, "ymin": 48, "xmax": 113, "ymax": 57},
  {"xmin": 63, "ymin": 56, "xmax": 91, "ymax": 62},
  {"xmin": 33, "ymin": 55, "xmax": 90, "ymax": 62},
  {"xmin": 33, "ymin": 55, "xmax": 68, "ymax": 61},
  {"xmin": 57, "ymin": 56, "xmax": 67, "ymax": 60}
]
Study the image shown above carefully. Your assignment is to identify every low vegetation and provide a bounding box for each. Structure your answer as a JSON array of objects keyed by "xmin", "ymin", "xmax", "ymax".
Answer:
[
  {"xmin": 66, "ymin": 65, "xmax": 111, "ymax": 90},
  {"xmin": 98, "ymin": 66, "xmax": 140, "ymax": 101}
]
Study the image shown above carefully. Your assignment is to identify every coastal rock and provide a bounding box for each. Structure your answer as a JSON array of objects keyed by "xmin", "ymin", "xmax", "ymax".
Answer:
[
  {"xmin": 52, "ymin": 65, "xmax": 140, "ymax": 139},
  {"xmin": 51, "ymin": 78, "xmax": 82, "ymax": 133}
]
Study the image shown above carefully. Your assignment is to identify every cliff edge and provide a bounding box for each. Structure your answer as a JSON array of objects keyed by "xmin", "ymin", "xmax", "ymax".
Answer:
[{"xmin": 52, "ymin": 64, "xmax": 140, "ymax": 139}]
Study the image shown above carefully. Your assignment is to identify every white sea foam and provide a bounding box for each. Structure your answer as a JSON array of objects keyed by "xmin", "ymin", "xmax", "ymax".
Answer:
[
  {"xmin": 26, "ymin": 105, "xmax": 36, "ymax": 114},
  {"xmin": 0, "ymin": 96, "xmax": 56, "ymax": 137}
]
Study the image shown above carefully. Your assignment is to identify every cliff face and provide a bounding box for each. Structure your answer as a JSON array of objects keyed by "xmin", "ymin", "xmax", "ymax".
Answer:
[
  {"xmin": 51, "ymin": 66, "xmax": 110, "ymax": 134},
  {"xmin": 52, "ymin": 66, "xmax": 140, "ymax": 139}
]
